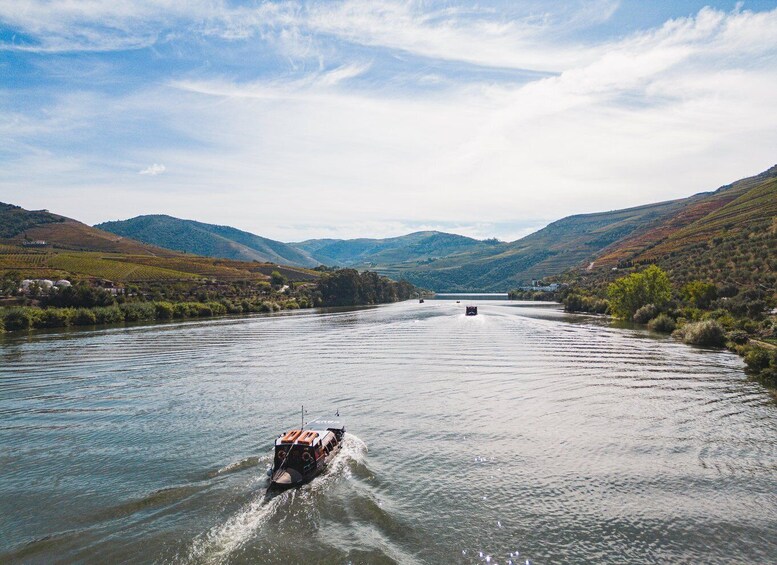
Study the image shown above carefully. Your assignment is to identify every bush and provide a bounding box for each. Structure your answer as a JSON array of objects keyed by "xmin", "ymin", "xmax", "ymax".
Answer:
[
  {"xmin": 207, "ymin": 301, "xmax": 227, "ymax": 316},
  {"xmin": 673, "ymin": 320, "xmax": 726, "ymax": 347},
  {"xmin": 72, "ymin": 308, "xmax": 97, "ymax": 326},
  {"xmin": 121, "ymin": 302, "xmax": 156, "ymax": 322},
  {"xmin": 744, "ymin": 347, "xmax": 777, "ymax": 388},
  {"xmin": 608, "ymin": 265, "xmax": 671, "ymax": 319},
  {"xmin": 744, "ymin": 347, "xmax": 771, "ymax": 372},
  {"xmin": 37, "ymin": 308, "xmax": 74, "ymax": 328},
  {"xmin": 564, "ymin": 293, "xmax": 609, "ymax": 314},
  {"xmin": 173, "ymin": 303, "xmax": 193, "ymax": 318},
  {"xmin": 259, "ymin": 301, "xmax": 274, "ymax": 313},
  {"xmin": 648, "ymin": 313, "xmax": 675, "ymax": 333},
  {"xmin": 726, "ymin": 330, "xmax": 749, "ymax": 345},
  {"xmin": 93, "ymin": 306, "xmax": 125, "ymax": 324},
  {"xmin": 4, "ymin": 308, "xmax": 36, "ymax": 331},
  {"xmin": 633, "ymin": 304, "xmax": 658, "ymax": 324},
  {"xmin": 154, "ymin": 301, "xmax": 175, "ymax": 319},
  {"xmin": 283, "ymin": 300, "xmax": 300, "ymax": 310}
]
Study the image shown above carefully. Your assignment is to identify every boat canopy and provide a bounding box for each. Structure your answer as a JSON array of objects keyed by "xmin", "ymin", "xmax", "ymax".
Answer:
[{"xmin": 306, "ymin": 418, "xmax": 344, "ymax": 431}]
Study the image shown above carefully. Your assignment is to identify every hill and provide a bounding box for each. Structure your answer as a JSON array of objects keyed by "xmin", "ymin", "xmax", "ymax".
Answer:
[
  {"xmin": 398, "ymin": 198, "xmax": 693, "ymax": 291},
  {"xmin": 313, "ymin": 165, "xmax": 776, "ymax": 292},
  {"xmin": 97, "ymin": 215, "xmax": 318, "ymax": 268},
  {"xmin": 575, "ymin": 165, "xmax": 777, "ymax": 290},
  {"xmin": 0, "ymin": 203, "xmax": 319, "ymax": 285},
  {"xmin": 292, "ymin": 231, "xmax": 496, "ymax": 267}
]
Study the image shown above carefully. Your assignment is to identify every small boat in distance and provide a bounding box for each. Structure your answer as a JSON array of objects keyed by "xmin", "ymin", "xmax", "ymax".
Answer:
[
  {"xmin": 419, "ymin": 298, "xmax": 425, "ymax": 303},
  {"xmin": 466, "ymin": 305, "xmax": 478, "ymax": 316},
  {"xmin": 269, "ymin": 409, "xmax": 346, "ymax": 489}
]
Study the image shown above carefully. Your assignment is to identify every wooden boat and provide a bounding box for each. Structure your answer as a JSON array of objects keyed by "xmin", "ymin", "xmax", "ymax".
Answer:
[
  {"xmin": 465, "ymin": 305, "xmax": 478, "ymax": 316},
  {"xmin": 269, "ymin": 413, "xmax": 346, "ymax": 489}
]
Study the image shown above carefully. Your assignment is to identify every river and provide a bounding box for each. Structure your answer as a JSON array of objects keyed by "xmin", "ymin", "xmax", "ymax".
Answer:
[{"xmin": 1, "ymin": 300, "xmax": 775, "ymax": 564}]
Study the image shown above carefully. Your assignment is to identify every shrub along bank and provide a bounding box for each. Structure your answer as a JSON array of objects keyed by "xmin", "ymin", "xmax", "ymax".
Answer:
[
  {"xmin": 0, "ymin": 269, "xmax": 418, "ymax": 334},
  {"xmin": 529, "ymin": 265, "xmax": 777, "ymax": 390}
]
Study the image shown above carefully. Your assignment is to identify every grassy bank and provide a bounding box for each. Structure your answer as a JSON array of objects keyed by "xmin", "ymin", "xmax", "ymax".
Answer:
[{"xmin": 0, "ymin": 297, "xmax": 307, "ymax": 333}]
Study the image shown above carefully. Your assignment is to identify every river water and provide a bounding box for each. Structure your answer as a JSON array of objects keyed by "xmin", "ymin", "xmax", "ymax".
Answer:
[{"xmin": 1, "ymin": 300, "xmax": 775, "ymax": 564}]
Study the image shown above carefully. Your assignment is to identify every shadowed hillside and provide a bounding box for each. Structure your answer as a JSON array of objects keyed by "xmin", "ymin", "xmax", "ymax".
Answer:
[
  {"xmin": 315, "ymin": 165, "xmax": 776, "ymax": 292},
  {"xmin": 0, "ymin": 204, "xmax": 319, "ymax": 285},
  {"xmin": 292, "ymin": 231, "xmax": 496, "ymax": 266},
  {"xmin": 97, "ymin": 215, "xmax": 318, "ymax": 268}
]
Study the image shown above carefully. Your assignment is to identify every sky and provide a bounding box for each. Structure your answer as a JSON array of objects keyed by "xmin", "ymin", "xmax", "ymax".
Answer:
[{"xmin": 1, "ymin": 0, "xmax": 776, "ymax": 242}]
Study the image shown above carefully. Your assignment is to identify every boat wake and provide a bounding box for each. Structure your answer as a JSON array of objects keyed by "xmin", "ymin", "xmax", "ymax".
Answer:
[{"xmin": 184, "ymin": 434, "xmax": 368, "ymax": 564}]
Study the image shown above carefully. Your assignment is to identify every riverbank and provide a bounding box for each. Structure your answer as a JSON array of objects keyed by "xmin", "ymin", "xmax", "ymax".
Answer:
[
  {"xmin": 0, "ymin": 268, "xmax": 418, "ymax": 334},
  {"xmin": 530, "ymin": 265, "xmax": 777, "ymax": 390}
]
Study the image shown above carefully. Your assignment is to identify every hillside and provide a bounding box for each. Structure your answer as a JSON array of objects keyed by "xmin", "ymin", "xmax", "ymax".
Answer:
[
  {"xmin": 97, "ymin": 215, "xmax": 319, "ymax": 268},
  {"xmin": 316, "ymin": 165, "xmax": 776, "ymax": 292},
  {"xmin": 0, "ymin": 203, "xmax": 184, "ymax": 256},
  {"xmin": 575, "ymin": 165, "xmax": 777, "ymax": 290},
  {"xmin": 292, "ymin": 231, "xmax": 496, "ymax": 267},
  {"xmin": 0, "ymin": 203, "xmax": 319, "ymax": 285},
  {"xmin": 344, "ymin": 199, "xmax": 691, "ymax": 291}
]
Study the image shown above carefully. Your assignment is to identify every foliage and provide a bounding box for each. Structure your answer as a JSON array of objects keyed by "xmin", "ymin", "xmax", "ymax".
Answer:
[
  {"xmin": 44, "ymin": 284, "xmax": 116, "ymax": 308},
  {"xmin": 607, "ymin": 265, "xmax": 671, "ymax": 319},
  {"xmin": 3, "ymin": 308, "xmax": 37, "ymax": 330},
  {"xmin": 0, "ymin": 202, "xmax": 64, "ymax": 238},
  {"xmin": 673, "ymin": 320, "xmax": 726, "ymax": 347},
  {"xmin": 93, "ymin": 306, "xmax": 124, "ymax": 324},
  {"xmin": 155, "ymin": 301, "xmax": 175, "ymax": 319},
  {"xmin": 121, "ymin": 302, "xmax": 157, "ymax": 321},
  {"xmin": 648, "ymin": 314, "xmax": 675, "ymax": 333},
  {"xmin": 681, "ymin": 281, "xmax": 717, "ymax": 309},
  {"xmin": 317, "ymin": 269, "xmax": 415, "ymax": 306},
  {"xmin": 38, "ymin": 308, "xmax": 74, "ymax": 328},
  {"xmin": 73, "ymin": 308, "xmax": 97, "ymax": 326},
  {"xmin": 743, "ymin": 347, "xmax": 777, "ymax": 388},
  {"xmin": 563, "ymin": 293, "xmax": 609, "ymax": 314},
  {"xmin": 270, "ymin": 270, "xmax": 288, "ymax": 287},
  {"xmin": 633, "ymin": 304, "xmax": 658, "ymax": 324}
]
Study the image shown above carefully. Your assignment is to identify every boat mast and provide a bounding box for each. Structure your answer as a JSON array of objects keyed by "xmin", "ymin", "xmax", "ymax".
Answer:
[{"xmin": 301, "ymin": 405, "xmax": 304, "ymax": 430}]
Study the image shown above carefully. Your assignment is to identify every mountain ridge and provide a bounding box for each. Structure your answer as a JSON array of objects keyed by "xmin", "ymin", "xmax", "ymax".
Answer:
[{"xmin": 97, "ymin": 215, "xmax": 319, "ymax": 268}]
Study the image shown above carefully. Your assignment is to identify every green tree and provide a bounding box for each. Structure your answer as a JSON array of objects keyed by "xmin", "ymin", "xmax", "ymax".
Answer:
[
  {"xmin": 607, "ymin": 265, "xmax": 671, "ymax": 319},
  {"xmin": 270, "ymin": 271, "xmax": 288, "ymax": 288},
  {"xmin": 681, "ymin": 281, "xmax": 717, "ymax": 309}
]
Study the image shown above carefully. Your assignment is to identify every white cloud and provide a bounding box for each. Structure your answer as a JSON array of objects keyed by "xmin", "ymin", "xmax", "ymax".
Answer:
[
  {"xmin": 139, "ymin": 163, "xmax": 166, "ymax": 175},
  {"xmin": 1, "ymin": 4, "xmax": 776, "ymax": 242}
]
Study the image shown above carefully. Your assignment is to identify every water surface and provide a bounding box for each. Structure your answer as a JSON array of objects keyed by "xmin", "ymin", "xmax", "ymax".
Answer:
[{"xmin": 1, "ymin": 300, "xmax": 775, "ymax": 564}]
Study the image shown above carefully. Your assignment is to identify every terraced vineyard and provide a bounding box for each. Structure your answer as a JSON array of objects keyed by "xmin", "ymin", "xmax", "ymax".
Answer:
[
  {"xmin": 0, "ymin": 243, "xmax": 324, "ymax": 286},
  {"xmin": 48, "ymin": 253, "xmax": 198, "ymax": 281}
]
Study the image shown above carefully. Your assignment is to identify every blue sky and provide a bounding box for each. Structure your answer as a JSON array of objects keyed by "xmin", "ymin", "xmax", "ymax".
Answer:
[{"xmin": 1, "ymin": 1, "xmax": 776, "ymax": 242}]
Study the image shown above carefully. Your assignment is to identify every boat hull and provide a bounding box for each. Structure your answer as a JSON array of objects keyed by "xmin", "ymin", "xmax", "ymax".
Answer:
[{"xmin": 268, "ymin": 439, "xmax": 344, "ymax": 490}]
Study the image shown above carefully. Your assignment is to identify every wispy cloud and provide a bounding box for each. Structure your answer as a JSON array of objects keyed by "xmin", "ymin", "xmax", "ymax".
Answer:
[
  {"xmin": 1, "ymin": 3, "xmax": 776, "ymax": 241},
  {"xmin": 139, "ymin": 163, "xmax": 166, "ymax": 175}
]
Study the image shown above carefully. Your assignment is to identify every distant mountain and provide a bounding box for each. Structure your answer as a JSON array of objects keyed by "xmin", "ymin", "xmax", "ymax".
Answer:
[
  {"xmin": 0, "ymin": 203, "xmax": 319, "ymax": 284},
  {"xmin": 292, "ymin": 231, "xmax": 497, "ymax": 267},
  {"xmin": 311, "ymin": 200, "xmax": 692, "ymax": 291},
  {"xmin": 97, "ymin": 215, "xmax": 319, "ymax": 268},
  {"xmin": 0, "ymin": 202, "xmax": 178, "ymax": 256},
  {"xmin": 313, "ymin": 165, "xmax": 777, "ymax": 292}
]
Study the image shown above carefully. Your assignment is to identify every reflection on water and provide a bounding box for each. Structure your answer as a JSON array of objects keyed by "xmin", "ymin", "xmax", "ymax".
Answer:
[{"xmin": 1, "ymin": 300, "xmax": 775, "ymax": 564}]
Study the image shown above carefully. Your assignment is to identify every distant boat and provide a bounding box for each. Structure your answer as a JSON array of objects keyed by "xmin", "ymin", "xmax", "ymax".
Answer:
[
  {"xmin": 268, "ymin": 410, "xmax": 346, "ymax": 489},
  {"xmin": 419, "ymin": 298, "xmax": 425, "ymax": 303},
  {"xmin": 465, "ymin": 306, "xmax": 478, "ymax": 316}
]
